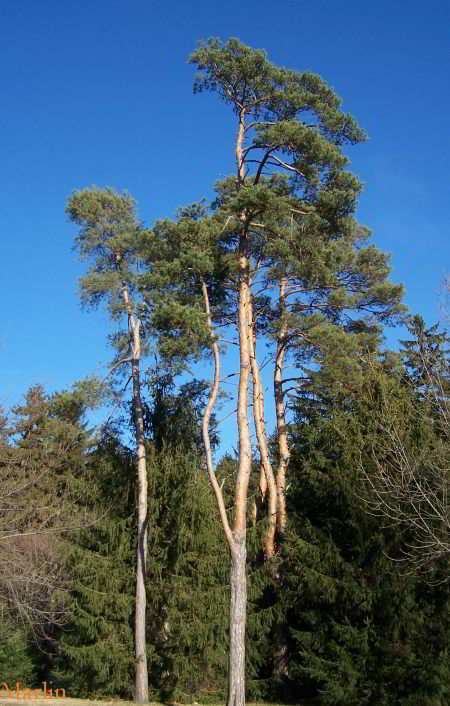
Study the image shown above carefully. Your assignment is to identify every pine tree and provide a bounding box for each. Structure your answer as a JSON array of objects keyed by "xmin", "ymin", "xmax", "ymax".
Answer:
[
  {"xmin": 140, "ymin": 37, "xmax": 405, "ymax": 705},
  {"xmin": 67, "ymin": 188, "xmax": 150, "ymax": 701}
]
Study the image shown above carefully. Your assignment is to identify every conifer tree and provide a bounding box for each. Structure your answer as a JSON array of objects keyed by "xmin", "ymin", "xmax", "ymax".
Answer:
[
  {"xmin": 57, "ymin": 431, "xmax": 136, "ymax": 699},
  {"xmin": 360, "ymin": 316, "xmax": 450, "ymax": 572},
  {"xmin": 142, "ymin": 38, "xmax": 405, "ymax": 705},
  {"xmin": 0, "ymin": 384, "xmax": 91, "ymax": 629},
  {"xmin": 284, "ymin": 342, "xmax": 450, "ymax": 704},
  {"xmin": 189, "ymin": 37, "xmax": 403, "ymax": 558},
  {"xmin": 66, "ymin": 189, "xmax": 150, "ymax": 702},
  {"xmin": 145, "ymin": 446, "xmax": 230, "ymax": 703}
]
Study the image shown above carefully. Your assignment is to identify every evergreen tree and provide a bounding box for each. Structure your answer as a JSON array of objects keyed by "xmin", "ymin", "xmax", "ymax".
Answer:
[
  {"xmin": 281, "ymin": 344, "xmax": 450, "ymax": 705},
  {"xmin": 57, "ymin": 381, "xmax": 232, "ymax": 703},
  {"xmin": 67, "ymin": 188, "xmax": 150, "ymax": 702},
  {"xmin": 0, "ymin": 385, "xmax": 91, "ymax": 629},
  {"xmin": 0, "ymin": 619, "xmax": 35, "ymax": 688},
  {"xmin": 359, "ymin": 316, "xmax": 450, "ymax": 572},
  {"xmin": 56, "ymin": 432, "xmax": 135, "ymax": 699},
  {"xmin": 145, "ymin": 446, "xmax": 230, "ymax": 703},
  {"xmin": 400, "ymin": 314, "xmax": 450, "ymax": 392},
  {"xmin": 140, "ymin": 37, "xmax": 404, "ymax": 705}
]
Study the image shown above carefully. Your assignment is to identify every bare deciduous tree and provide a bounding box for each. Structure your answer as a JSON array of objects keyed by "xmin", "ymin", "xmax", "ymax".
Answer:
[{"xmin": 0, "ymin": 390, "xmax": 92, "ymax": 631}]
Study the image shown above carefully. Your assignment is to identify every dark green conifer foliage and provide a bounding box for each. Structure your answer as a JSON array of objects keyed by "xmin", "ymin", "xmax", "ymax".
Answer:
[
  {"xmin": 400, "ymin": 315, "xmax": 450, "ymax": 391},
  {"xmin": 147, "ymin": 371, "xmax": 219, "ymax": 453},
  {"xmin": 280, "ymin": 345, "xmax": 450, "ymax": 705},
  {"xmin": 0, "ymin": 385, "xmax": 92, "ymax": 629},
  {"xmin": 0, "ymin": 619, "xmax": 35, "ymax": 687},
  {"xmin": 57, "ymin": 433, "xmax": 135, "ymax": 698},
  {"xmin": 145, "ymin": 446, "xmax": 230, "ymax": 703},
  {"xmin": 58, "ymin": 384, "xmax": 233, "ymax": 703}
]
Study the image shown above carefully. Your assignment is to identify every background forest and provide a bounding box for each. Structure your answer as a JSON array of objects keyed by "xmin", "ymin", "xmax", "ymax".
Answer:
[
  {"xmin": 2, "ymin": 313, "xmax": 449, "ymax": 706},
  {"xmin": 1, "ymin": 3, "xmax": 450, "ymax": 706}
]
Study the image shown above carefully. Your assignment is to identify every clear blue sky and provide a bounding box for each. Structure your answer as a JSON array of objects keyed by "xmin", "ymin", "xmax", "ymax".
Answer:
[{"xmin": 1, "ymin": 0, "xmax": 449, "ymax": 442}]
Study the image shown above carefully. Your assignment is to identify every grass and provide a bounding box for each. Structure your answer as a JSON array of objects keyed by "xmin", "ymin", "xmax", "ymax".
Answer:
[{"xmin": 0, "ymin": 692, "xmax": 314, "ymax": 706}]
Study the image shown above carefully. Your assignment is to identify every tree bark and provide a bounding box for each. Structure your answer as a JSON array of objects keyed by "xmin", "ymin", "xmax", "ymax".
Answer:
[
  {"xmin": 258, "ymin": 388, "xmax": 268, "ymax": 520},
  {"xmin": 201, "ymin": 278, "xmax": 248, "ymax": 706},
  {"xmin": 275, "ymin": 278, "xmax": 290, "ymax": 538},
  {"xmin": 201, "ymin": 282, "xmax": 234, "ymax": 549},
  {"xmin": 131, "ymin": 318, "xmax": 149, "ymax": 704},
  {"xmin": 235, "ymin": 109, "xmax": 252, "ymax": 535},
  {"xmin": 123, "ymin": 280, "xmax": 149, "ymax": 704},
  {"xmin": 247, "ymin": 282, "xmax": 277, "ymax": 557},
  {"xmin": 228, "ymin": 536, "xmax": 247, "ymax": 706}
]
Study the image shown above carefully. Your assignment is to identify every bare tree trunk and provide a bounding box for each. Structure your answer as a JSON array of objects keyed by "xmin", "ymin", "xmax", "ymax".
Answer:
[
  {"xmin": 202, "ymin": 277, "xmax": 248, "ymax": 706},
  {"xmin": 199, "ymin": 107, "xmax": 251, "ymax": 706},
  {"xmin": 131, "ymin": 318, "xmax": 149, "ymax": 704},
  {"xmin": 228, "ymin": 537, "xmax": 247, "ymax": 706},
  {"xmin": 275, "ymin": 278, "xmax": 290, "ymax": 538},
  {"xmin": 201, "ymin": 282, "xmax": 234, "ymax": 548},
  {"xmin": 123, "ymin": 279, "xmax": 149, "ymax": 704},
  {"xmin": 247, "ymin": 282, "xmax": 277, "ymax": 557},
  {"xmin": 258, "ymin": 389, "xmax": 268, "ymax": 519},
  {"xmin": 228, "ymin": 108, "xmax": 251, "ymax": 706},
  {"xmin": 225, "ymin": 230, "xmax": 251, "ymax": 706}
]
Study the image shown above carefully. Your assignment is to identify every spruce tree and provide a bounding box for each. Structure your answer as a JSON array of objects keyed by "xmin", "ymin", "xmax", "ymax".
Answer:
[
  {"xmin": 359, "ymin": 316, "xmax": 450, "ymax": 572},
  {"xmin": 284, "ymin": 343, "xmax": 450, "ymax": 704},
  {"xmin": 145, "ymin": 446, "xmax": 230, "ymax": 703},
  {"xmin": 0, "ymin": 385, "xmax": 91, "ymax": 629},
  {"xmin": 57, "ymin": 431, "xmax": 136, "ymax": 699}
]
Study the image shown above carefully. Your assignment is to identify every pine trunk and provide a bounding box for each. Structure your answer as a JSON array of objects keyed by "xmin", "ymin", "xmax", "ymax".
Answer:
[
  {"xmin": 228, "ymin": 537, "xmax": 247, "ymax": 706},
  {"xmin": 275, "ymin": 278, "xmax": 290, "ymax": 538},
  {"xmin": 131, "ymin": 319, "xmax": 149, "ymax": 704}
]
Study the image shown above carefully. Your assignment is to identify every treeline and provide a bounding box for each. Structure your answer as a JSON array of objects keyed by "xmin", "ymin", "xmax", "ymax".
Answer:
[
  {"xmin": 2, "ymin": 37, "xmax": 450, "ymax": 706},
  {"xmin": 1, "ymin": 316, "xmax": 449, "ymax": 705}
]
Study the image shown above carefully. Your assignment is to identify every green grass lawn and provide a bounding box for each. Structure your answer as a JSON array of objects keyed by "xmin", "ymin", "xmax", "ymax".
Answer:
[{"xmin": 0, "ymin": 692, "xmax": 317, "ymax": 706}]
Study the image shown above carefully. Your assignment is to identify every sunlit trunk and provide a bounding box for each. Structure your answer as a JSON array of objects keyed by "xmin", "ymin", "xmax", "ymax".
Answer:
[
  {"xmin": 122, "ymin": 279, "xmax": 149, "ymax": 704},
  {"xmin": 131, "ymin": 319, "xmax": 149, "ymax": 704},
  {"xmin": 275, "ymin": 278, "xmax": 290, "ymax": 537},
  {"xmin": 247, "ymin": 280, "xmax": 277, "ymax": 557}
]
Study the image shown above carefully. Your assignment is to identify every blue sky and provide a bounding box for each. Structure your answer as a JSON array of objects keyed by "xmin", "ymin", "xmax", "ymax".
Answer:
[{"xmin": 1, "ymin": 0, "xmax": 449, "ymax": 446}]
